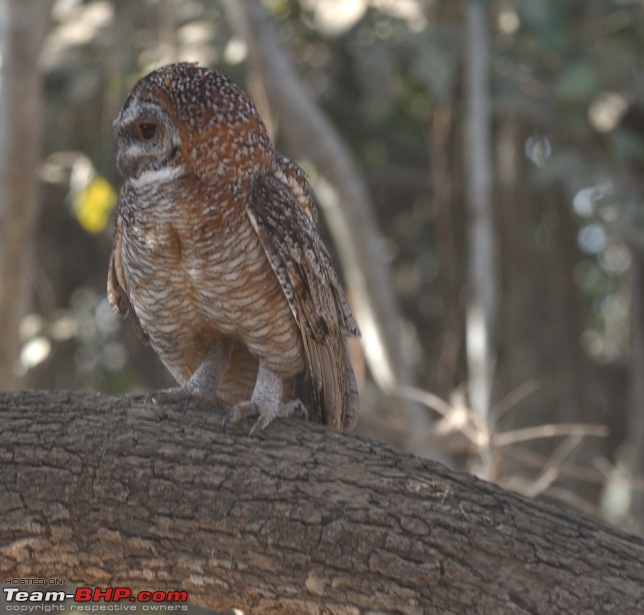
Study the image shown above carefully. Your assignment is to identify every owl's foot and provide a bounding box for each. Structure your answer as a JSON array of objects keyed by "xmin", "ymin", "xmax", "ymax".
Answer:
[
  {"xmin": 146, "ymin": 338, "xmax": 233, "ymax": 412},
  {"xmin": 221, "ymin": 358, "xmax": 308, "ymax": 436},
  {"xmin": 222, "ymin": 399, "xmax": 308, "ymax": 436}
]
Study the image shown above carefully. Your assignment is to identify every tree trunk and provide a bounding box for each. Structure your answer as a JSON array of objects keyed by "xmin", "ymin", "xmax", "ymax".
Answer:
[
  {"xmin": 0, "ymin": 0, "xmax": 50, "ymax": 388},
  {"xmin": 430, "ymin": 105, "xmax": 463, "ymax": 398},
  {"xmin": 2, "ymin": 391, "xmax": 643, "ymax": 614},
  {"xmin": 464, "ymin": 1, "xmax": 497, "ymax": 462},
  {"xmin": 628, "ymin": 245, "xmax": 644, "ymax": 529}
]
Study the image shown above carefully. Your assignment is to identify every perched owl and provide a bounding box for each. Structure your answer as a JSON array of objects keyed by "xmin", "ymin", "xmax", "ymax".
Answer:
[{"xmin": 108, "ymin": 63, "xmax": 360, "ymax": 434}]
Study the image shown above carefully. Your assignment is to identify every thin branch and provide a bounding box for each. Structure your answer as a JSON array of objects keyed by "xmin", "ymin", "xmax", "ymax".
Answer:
[
  {"xmin": 395, "ymin": 385, "xmax": 482, "ymax": 447},
  {"xmin": 493, "ymin": 423, "xmax": 609, "ymax": 447},
  {"xmin": 505, "ymin": 445, "xmax": 607, "ymax": 485},
  {"xmin": 540, "ymin": 486, "xmax": 601, "ymax": 518},
  {"xmin": 395, "ymin": 385, "xmax": 456, "ymax": 419},
  {"xmin": 523, "ymin": 434, "xmax": 584, "ymax": 498},
  {"xmin": 493, "ymin": 378, "xmax": 541, "ymax": 421}
]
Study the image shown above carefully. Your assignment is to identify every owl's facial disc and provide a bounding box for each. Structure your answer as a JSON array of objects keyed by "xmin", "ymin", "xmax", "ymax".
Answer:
[{"xmin": 113, "ymin": 99, "xmax": 182, "ymax": 180}]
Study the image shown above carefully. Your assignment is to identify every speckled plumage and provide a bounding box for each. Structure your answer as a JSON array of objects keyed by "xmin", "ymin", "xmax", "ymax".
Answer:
[{"xmin": 108, "ymin": 63, "xmax": 360, "ymax": 432}]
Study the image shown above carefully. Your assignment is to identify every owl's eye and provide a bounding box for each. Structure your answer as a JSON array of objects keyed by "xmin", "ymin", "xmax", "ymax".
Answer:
[{"xmin": 136, "ymin": 121, "xmax": 157, "ymax": 141}]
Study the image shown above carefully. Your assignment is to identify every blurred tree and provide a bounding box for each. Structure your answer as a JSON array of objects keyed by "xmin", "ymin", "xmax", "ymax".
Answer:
[
  {"xmin": 464, "ymin": 0, "xmax": 496, "ymax": 476},
  {"xmin": 0, "ymin": 0, "xmax": 51, "ymax": 389},
  {"xmin": 628, "ymin": 246, "xmax": 644, "ymax": 525}
]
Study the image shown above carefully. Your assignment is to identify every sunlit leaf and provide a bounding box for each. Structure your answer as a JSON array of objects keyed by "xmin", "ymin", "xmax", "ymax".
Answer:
[
  {"xmin": 555, "ymin": 63, "xmax": 599, "ymax": 102},
  {"xmin": 72, "ymin": 175, "xmax": 117, "ymax": 234}
]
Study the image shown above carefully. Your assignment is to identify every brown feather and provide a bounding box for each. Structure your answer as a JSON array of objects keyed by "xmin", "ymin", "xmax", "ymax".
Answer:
[
  {"xmin": 246, "ymin": 171, "xmax": 359, "ymax": 428},
  {"xmin": 107, "ymin": 213, "xmax": 149, "ymax": 345}
]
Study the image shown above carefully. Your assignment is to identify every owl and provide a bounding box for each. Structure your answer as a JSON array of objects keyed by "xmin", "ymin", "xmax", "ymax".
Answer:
[{"xmin": 108, "ymin": 63, "xmax": 360, "ymax": 434}]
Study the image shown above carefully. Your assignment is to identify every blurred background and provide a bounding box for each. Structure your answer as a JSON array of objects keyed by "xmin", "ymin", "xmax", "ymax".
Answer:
[{"xmin": 2, "ymin": 0, "xmax": 644, "ymax": 532}]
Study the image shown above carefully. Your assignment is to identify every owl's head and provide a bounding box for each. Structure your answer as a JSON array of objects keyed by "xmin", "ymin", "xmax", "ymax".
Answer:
[{"xmin": 113, "ymin": 63, "xmax": 273, "ymax": 183}]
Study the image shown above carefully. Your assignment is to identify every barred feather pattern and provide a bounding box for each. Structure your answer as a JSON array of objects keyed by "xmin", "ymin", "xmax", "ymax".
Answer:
[{"xmin": 108, "ymin": 63, "xmax": 359, "ymax": 429}]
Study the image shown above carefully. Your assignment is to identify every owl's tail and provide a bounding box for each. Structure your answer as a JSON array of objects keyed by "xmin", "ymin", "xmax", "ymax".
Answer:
[{"xmin": 301, "ymin": 331, "xmax": 359, "ymax": 430}]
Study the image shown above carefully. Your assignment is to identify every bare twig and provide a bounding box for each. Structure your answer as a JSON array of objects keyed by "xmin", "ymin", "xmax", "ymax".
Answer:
[
  {"xmin": 523, "ymin": 434, "xmax": 584, "ymax": 498},
  {"xmin": 397, "ymin": 382, "xmax": 610, "ymax": 501},
  {"xmin": 493, "ymin": 423, "xmax": 609, "ymax": 448},
  {"xmin": 396, "ymin": 384, "xmax": 484, "ymax": 448},
  {"xmin": 505, "ymin": 446, "xmax": 611, "ymax": 486},
  {"xmin": 493, "ymin": 378, "xmax": 541, "ymax": 421},
  {"xmin": 395, "ymin": 385, "xmax": 457, "ymax": 420},
  {"xmin": 539, "ymin": 486, "xmax": 601, "ymax": 517}
]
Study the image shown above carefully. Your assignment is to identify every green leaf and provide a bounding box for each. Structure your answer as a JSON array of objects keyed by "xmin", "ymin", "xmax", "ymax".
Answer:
[{"xmin": 555, "ymin": 63, "xmax": 599, "ymax": 102}]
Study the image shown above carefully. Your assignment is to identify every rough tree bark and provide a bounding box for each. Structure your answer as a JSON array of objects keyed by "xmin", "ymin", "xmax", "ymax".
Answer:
[{"xmin": 1, "ymin": 391, "xmax": 643, "ymax": 614}]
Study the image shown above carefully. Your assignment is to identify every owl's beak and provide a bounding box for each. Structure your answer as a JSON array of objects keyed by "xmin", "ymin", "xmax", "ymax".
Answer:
[
  {"xmin": 115, "ymin": 146, "xmax": 135, "ymax": 178},
  {"xmin": 114, "ymin": 144, "xmax": 153, "ymax": 180}
]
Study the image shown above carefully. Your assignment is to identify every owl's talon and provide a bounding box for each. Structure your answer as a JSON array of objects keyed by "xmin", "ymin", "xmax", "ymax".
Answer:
[
  {"xmin": 183, "ymin": 392, "xmax": 201, "ymax": 410},
  {"xmin": 220, "ymin": 397, "xmax": 309, "ymax": 437},
  {"xmin": 249, "ymin": 415, "xmax": 272, "ymax": 437},
  {"xmin": 143, "ymin": 386, "xmax": 204, "ymax": 411},
  {"xmin": 222, "ymin": 401, "xmax": 258, "ymax": 433},
  {"xmin": 287, "ymin": 400, "xmax": 308, "ymax": 422},
  {"xmin": 247, "ymin": 400, "xmax": 308, "ymax": 436}
]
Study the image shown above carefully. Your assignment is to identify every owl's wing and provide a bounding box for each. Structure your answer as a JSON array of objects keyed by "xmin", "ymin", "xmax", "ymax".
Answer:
[
  {"xmin": 246, "ymin": 170, "xmax": 360, "ymax": 429},
  {"xmin": 107, "ymin": 213, "xmax": 150, "ymax": 345},
  {"xmin": 275, "ymin": 155, "xmax": 319, "ymax": 225}
]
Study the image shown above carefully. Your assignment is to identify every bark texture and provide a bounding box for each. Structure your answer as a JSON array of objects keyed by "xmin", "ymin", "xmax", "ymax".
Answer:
[{"xmin": 1, "ymin": 390, "xmax": 644, "ymax": 614}]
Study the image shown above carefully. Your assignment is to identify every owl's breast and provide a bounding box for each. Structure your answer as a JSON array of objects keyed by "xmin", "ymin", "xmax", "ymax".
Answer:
[
  {"xmin": 117, "ymin": 188, "xmax": 205, "ymax": 381},
  {"xmin": 119, "ymin": 182, "xmax": 304, "ymax": 378}
]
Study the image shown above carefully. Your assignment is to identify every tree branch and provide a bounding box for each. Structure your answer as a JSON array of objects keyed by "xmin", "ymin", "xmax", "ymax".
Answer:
[{"xmin": 2, "ymin": 391, "xmax": 644, "ymax": 613}]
